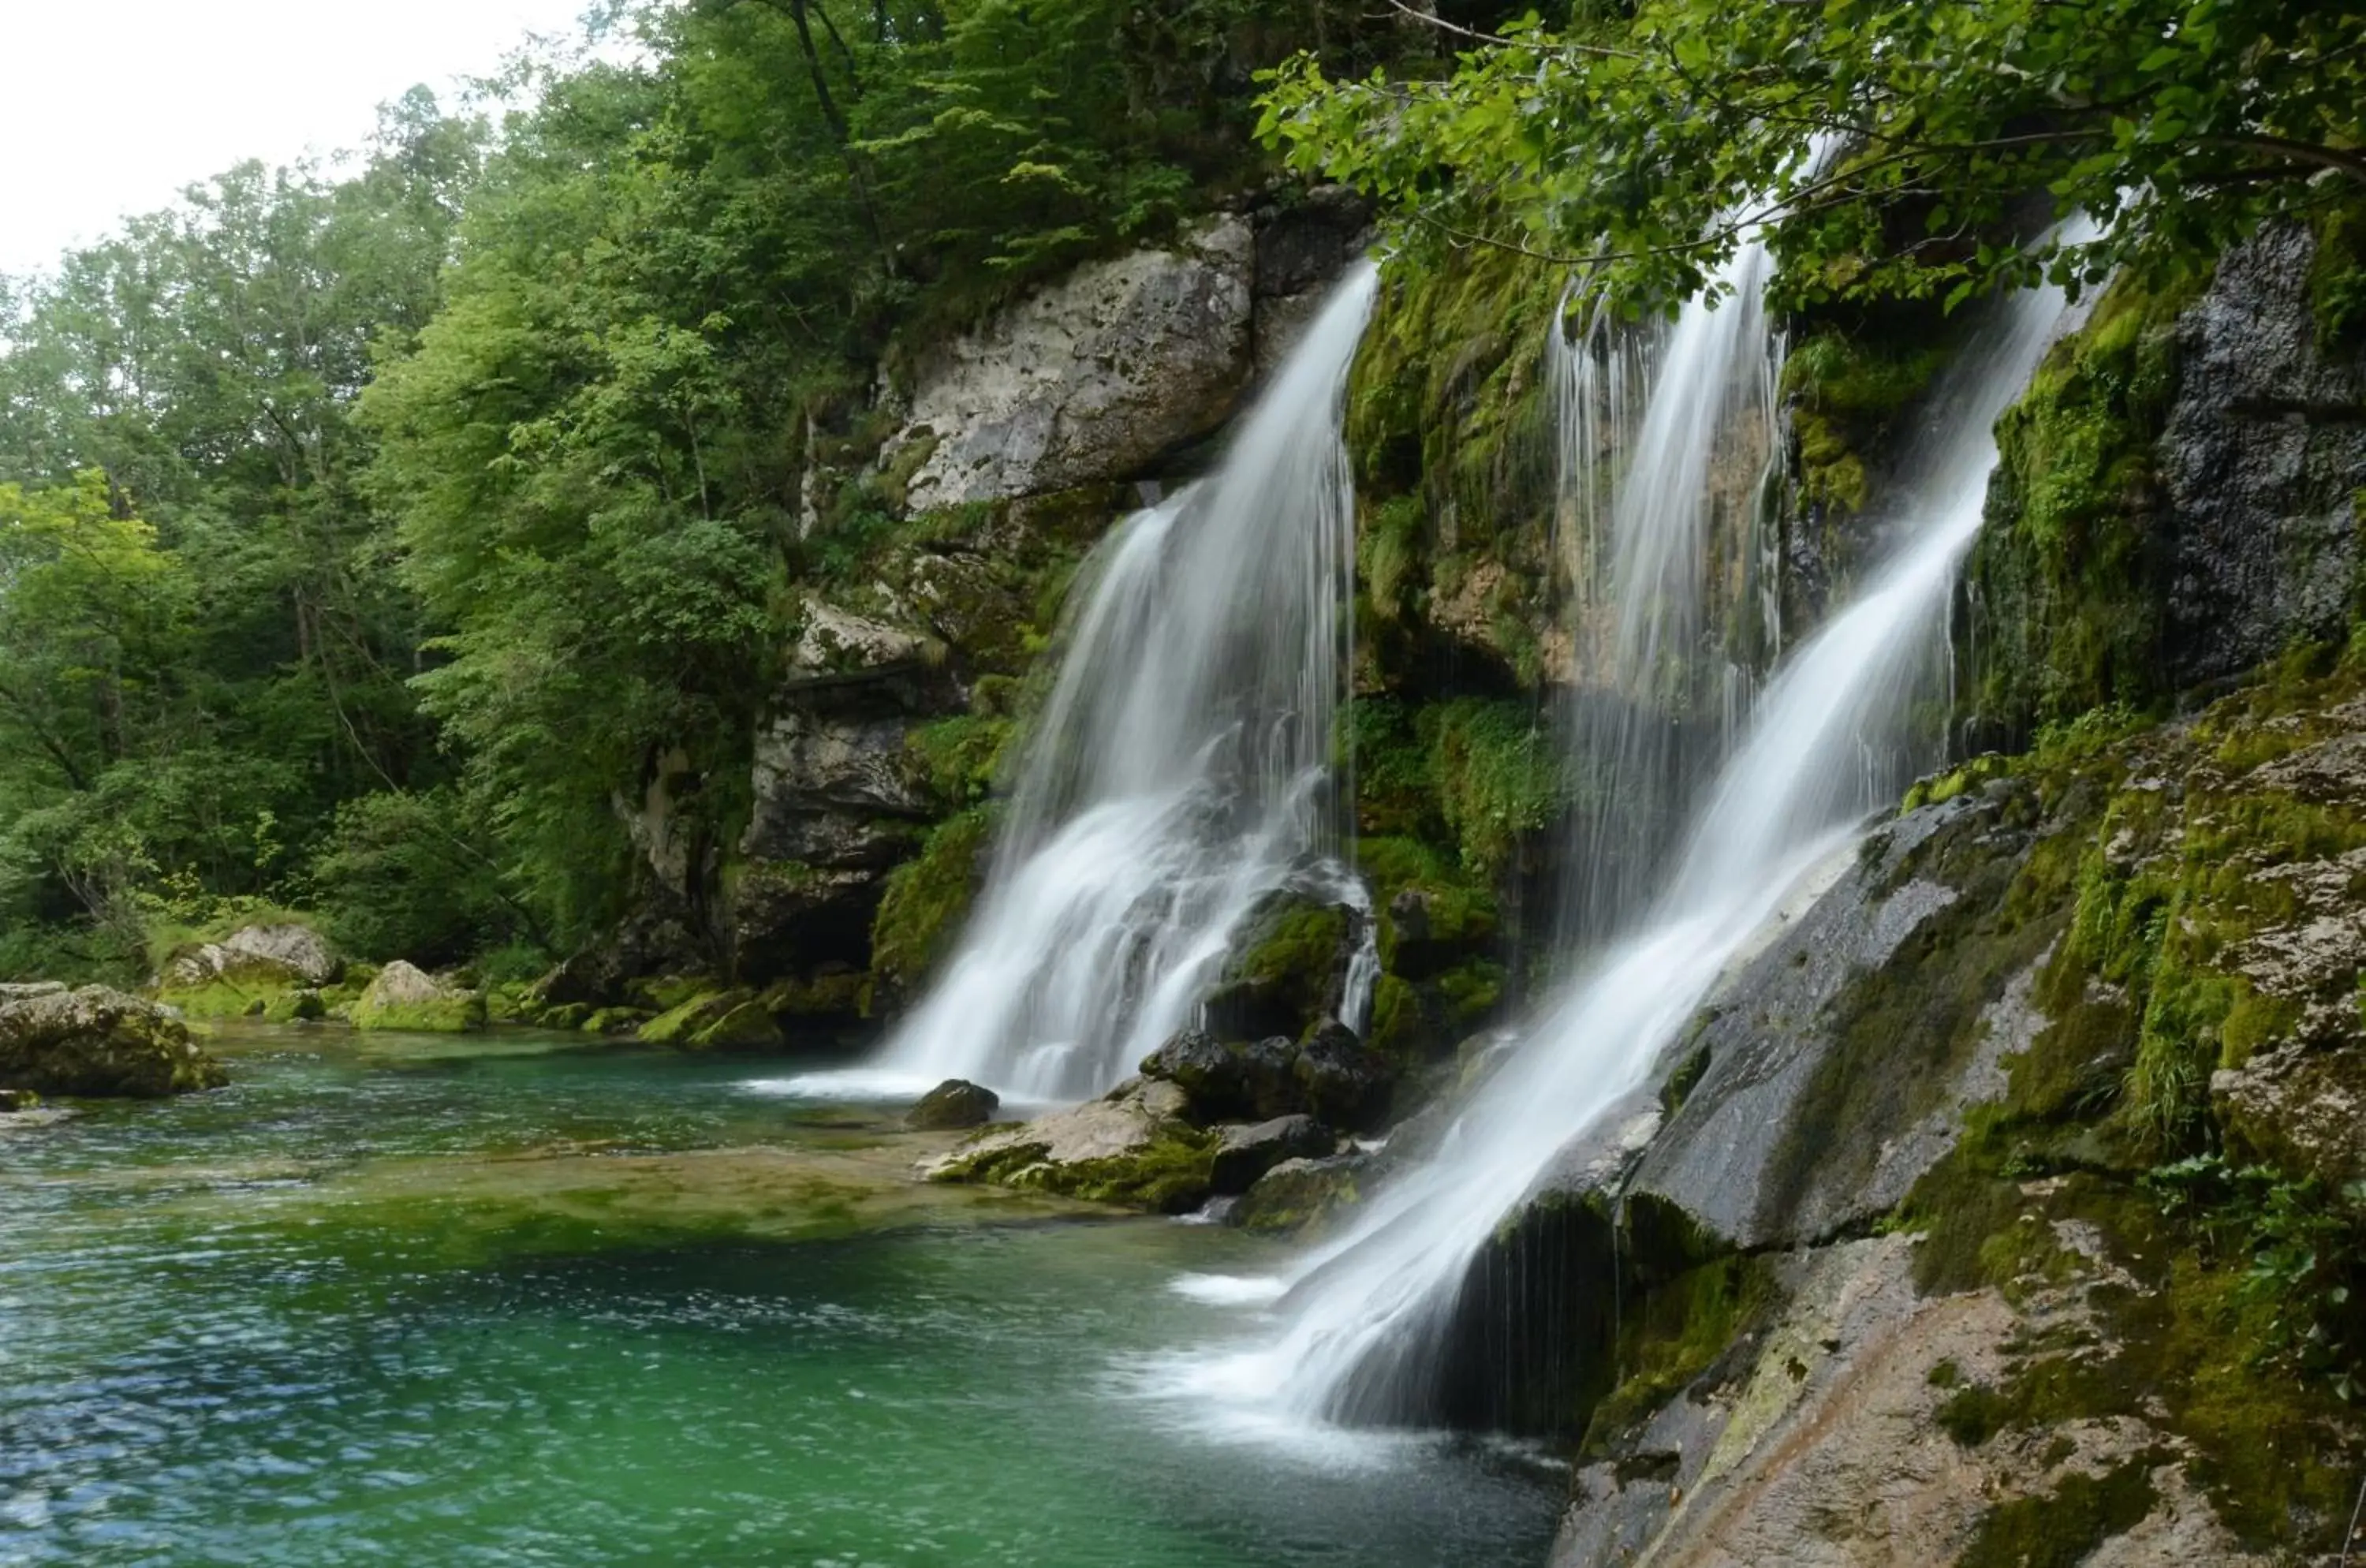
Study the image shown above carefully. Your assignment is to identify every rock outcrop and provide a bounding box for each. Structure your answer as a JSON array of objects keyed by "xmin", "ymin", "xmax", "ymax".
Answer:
[
  {"xmin": 156, "ymin": 922, "xmax": 343, "ymax": 1019},
  {"xmin": 0, "ymin": 985, "xmax": 227, "ymax": 1097},
  {"xmin": 885, "ymin": 216, "xmax": 1256, "ymax": 511},
  {"xmin": 1965, "ymin": 218, "xmax": 2366, "ymax": 740}
]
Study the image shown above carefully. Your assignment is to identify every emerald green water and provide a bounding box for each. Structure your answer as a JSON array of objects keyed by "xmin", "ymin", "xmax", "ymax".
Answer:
[{"xmin": 0, "ymin": 1028, "xmax": 1557, "ymax": 1566}]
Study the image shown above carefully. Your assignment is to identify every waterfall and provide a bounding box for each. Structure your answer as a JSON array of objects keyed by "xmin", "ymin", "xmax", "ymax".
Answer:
[
  {"xmin": 1548, "ymin": 220, "xmax": 1792, "ymax": 939},
  {"xmin": 838, "ymin": 263, "xmax": 1379, "ymax": 1104},
  {"xmin": 1151, "ymin": 255, "xmax": 2079, "ymax": 1439}
]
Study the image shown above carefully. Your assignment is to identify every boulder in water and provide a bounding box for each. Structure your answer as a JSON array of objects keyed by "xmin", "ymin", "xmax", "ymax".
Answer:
[
  {"xmin": 0, "ymin": 985, "xmax": 228, "ymax": 1097},
  {"xmin": 1230, "ymin": 1152, "xmax": 1369, "ymax": 1235},
  {"xmin": 1210, "ymin": 1114, "xmax": 1336, "ymax": 1195},
  {"xmin": 908, "ymin": 1079, "xmax": 1000, "ymax": 1131},
  {"xmin": 1, "ymin": 1087, "xmax": 42, "ymax": 1111},
  {"xmin": 924, "ymin": 1078, "xmax": 1215, "ymax": 1212},
  {"xmin": 350, "ymin": 961, "xmax": 487, "ymax": 1033}
]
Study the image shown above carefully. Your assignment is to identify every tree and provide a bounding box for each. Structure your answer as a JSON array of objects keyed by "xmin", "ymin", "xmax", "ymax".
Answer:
[{"xmin": 1257, "ymin": 0, "xmax": 2366, "ymax": 313}]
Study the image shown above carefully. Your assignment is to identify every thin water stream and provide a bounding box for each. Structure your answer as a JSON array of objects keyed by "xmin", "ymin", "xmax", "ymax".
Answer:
[{"xmin": 0, "ymin": 1026, "xmax": 1557, "ymax": 1566}]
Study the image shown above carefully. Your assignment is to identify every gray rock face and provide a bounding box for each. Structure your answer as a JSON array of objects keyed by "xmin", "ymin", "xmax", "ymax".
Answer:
[
  {"xmin": 887, "ymin": 217, "xmax": 1256, "ymax": 510},
  {"xmin": 0, "ymin": 985, "xmax": 227, "ymax": 1097},
  {"xmin": 1550, "ymin": 1234, "xmax": 2267, "ymax": 1568},
  {"xmin": 733, "ymin": 595, "xmax": 956, "ymax": 980},
  {"xmin": 1625, "ymin": 801, "xmax": 2009, "ymax": 1250},
  {"xmin": 2156, "ymin": 222, "xmax": 2366, "ymax": 686}
]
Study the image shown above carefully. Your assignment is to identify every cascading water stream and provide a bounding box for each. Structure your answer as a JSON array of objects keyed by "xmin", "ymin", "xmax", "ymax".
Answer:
[
  {"xmin": 1548, "ymin": 222, "xmax": 1792, "ymax": 937},
  {"xmin": 1151, "ymin": 248, "xmax": 2083, "ymax": 1440},
  {"xmin": 815, "ymin": 264, "xmax": 1379, "ymax": 1104}
]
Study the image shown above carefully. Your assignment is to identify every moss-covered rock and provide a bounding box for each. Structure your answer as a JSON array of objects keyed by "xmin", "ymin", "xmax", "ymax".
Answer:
[
  {"xmin": 1230, "ymin": 1152, "xmax": 1369, "ymax": 1235},
  {"xmin": 636, "ymin": 988, "xmax": 785, "ymax": 1051},
  {"xmin": 1201, "ymin": 893, "xmax": 1362, "ymax": 1043},
  {"xmin": 867, "ymin": 808, "xmax": 995, "ymax": 1013},
  {"xmin": 350, "ymin": 961, "xmax": 487, "ymax": 1033},
  {"xmin": 0, "ymin": 985, "xmax": 227, "ymax": 1096},
  {"xmin": 155, "ymin": 922, "xmax": 341, "ymax": 1020},
  {"xmin": 907, "ymin": 1078, "xmax": 999, "ymax": 1131},
  {"xmin": 924, "ymin": 1079, "xmax": 1218, "ymax": 1213}
]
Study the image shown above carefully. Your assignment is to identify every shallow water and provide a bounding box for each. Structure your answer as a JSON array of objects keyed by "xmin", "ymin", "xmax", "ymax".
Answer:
[{"xmin": 0, "ymin": 1027, "xmax": 1557, "ymax": 1566}]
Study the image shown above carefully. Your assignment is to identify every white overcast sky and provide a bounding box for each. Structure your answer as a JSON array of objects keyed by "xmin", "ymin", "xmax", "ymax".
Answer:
[{"xmin": 0, "ymin": 0, "xmax": 611, "ymax": 277}]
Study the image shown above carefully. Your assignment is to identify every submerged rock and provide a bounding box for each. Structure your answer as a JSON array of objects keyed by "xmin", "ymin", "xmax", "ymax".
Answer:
[
  {"xmin": 350, "ymin": 961, "xmax": 487, "ymax": 1033},
  {"xmin": 0, "ymin": 985, "xmax": 227, "ymax": 1097},
  {"xmin": 907, "ymin": 1079, "xmax": 1000, "ymax": 1131}
]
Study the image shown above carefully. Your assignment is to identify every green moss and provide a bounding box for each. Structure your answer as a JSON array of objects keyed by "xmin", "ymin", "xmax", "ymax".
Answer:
[
  {"xmin": 1232, "ymin": 905, "xmax": 1349, "ymax": 992},
  {"xmin": 1367, "ymin": 973, "xmax": 1424, "ymax": 1061},
  {"xmin": 868, "ymin": 808, "xmax": 994, "ymax": 1009},
  {"xmin": 1964, "ymin": 263, "xmax": 2213, "ymax": 737},
  {"xmin": 259, "ymin": 989, "xmax": 326, "ymax": 1024},
  {"xmin": 637, "ymin": 988, "xmax": 782, "ymax": 1050},
  {"xmin": 759, "ymin": 971, "xmax": 868, "ymax": 1022},
  {"xmin": 1782, "ymin": 329, "xmax": 1954, "ymax": 520},
  {"xmin": 2310, "ymin": 196, "xmax": 2366, "ymax": 357},
  {"xmin": 1957, "ymin": 1460, "xmax": 2159, "ymax": 1568},
  {"xmin": 1899, "ymin": 752, "xmax": 2010, "ymax": 814},
  {"xmin": 1659, "ymin": 1043, "xmax": 1711, "ymax": 1117},
  {"xmin": 350, "ymin": 989, "xmax": 485, "ymax": 1033},
  {"xmin": 1433, "ymin": 958, "xmax": 1505, "ymax": 1029},
  {"xmin": 1580, "ymin": 1255, "xmax": 1777, "ymax": 1454},
  {"xmin": 906, "ymin": 715, "xmax": 1011, "ymax": 809},
  {"xmin": 941, "ymin": 1126, "xmax": 1219, "ymax": 1214},
  {"xmin": 1420, "ymin": 698, "xmax": 1568, "ymax": 876},
  {"xmin": 580, "ymin": 1006, "xmax": 651, "ymax": 1035}
]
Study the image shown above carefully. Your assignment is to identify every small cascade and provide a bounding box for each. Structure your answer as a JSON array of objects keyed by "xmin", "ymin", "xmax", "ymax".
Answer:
[
  {"xmin": 1155, "ymin": 254, "xmax": 2080, "ymax": 1439},
  {"xmin": 1549, "ymin": 232, "xmax": 1792, "ymax": 939},
  {"xmin": 852, "ymin": 263, "xmax": 1379, "ymax": 1103}
]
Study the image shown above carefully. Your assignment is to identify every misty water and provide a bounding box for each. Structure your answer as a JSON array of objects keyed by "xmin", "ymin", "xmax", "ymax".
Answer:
[{"xmin": 0, "ymin": 1026, "xmax": 1558, "ymax": 1566}]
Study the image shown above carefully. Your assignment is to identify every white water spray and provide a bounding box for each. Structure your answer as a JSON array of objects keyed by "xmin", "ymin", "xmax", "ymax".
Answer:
[
  {"xmin": 813, "ymin": 265, "xmax": 1379, "ymax": 1104},
  {"xmin": 1153, "ymin": 252, "xmax": 2081, "ymax": 1440}
]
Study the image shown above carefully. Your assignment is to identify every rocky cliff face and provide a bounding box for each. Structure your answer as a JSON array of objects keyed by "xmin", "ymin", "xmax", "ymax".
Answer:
[{"xmin": 1965, "ymin": 218, "xmax": 2366, "ymax": 741}]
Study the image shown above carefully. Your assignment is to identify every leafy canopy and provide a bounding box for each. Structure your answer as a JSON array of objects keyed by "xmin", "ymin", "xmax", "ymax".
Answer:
[{"xmin": 1258, "ymin": 0, "xmax": 2366, "ymax": 313}]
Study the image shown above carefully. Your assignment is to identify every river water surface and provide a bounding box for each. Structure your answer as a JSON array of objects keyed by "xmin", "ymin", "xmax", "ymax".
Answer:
[{"xmin": 0, "ymin": 1026, "xmax": 1557, "ymax": 1566}]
